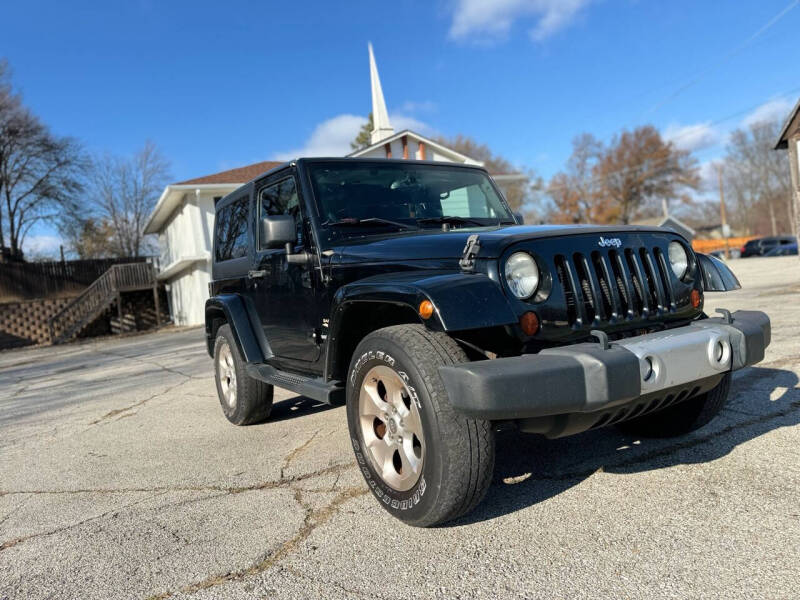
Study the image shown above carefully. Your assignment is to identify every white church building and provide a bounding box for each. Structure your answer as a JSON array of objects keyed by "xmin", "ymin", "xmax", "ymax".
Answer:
[{"xmin": 144, "ymin": 44, "xmax": 527, "ymax": 326}]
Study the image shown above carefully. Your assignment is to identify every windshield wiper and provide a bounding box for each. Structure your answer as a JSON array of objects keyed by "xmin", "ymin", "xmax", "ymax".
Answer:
[
  {"xmin": 323, "ymin": 217, "xmax": 418, "ymax": 231},
  {"xmin": 417, "ymin": 216, "xmax": 511, "ymax": 228}
]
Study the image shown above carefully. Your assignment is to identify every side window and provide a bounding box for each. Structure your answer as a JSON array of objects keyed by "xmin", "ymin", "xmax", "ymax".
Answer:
[
  {"xmin": 214, "ymin": 197, "xmax": 249, "ymax": 262},
  {"xmin": 258, "ymin": 177, "xmax": 301, "ymax": 250}
]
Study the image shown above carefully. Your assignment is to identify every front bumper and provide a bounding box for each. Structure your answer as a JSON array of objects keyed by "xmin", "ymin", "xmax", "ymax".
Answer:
[{"xmin": 439, "ymin": 310, "xmax": 770, "ymax": 431}]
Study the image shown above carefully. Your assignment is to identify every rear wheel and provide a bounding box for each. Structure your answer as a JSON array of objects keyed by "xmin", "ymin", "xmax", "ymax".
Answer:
[
  {"xmin": 618, "ymin": 374, "xmax": 731, "ymax": 438},
  {"xmin": 214, "ymin": 324, "xmax": 273, "ymax": 425},
  {"xmin": 346, "ymin": 324, "xmax": 495, "ymax": 527}
]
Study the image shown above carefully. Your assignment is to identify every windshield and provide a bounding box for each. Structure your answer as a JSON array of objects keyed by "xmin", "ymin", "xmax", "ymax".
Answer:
[{"xmin": 307, "ymin": 162, "xmax": 515, "ymax": 238}]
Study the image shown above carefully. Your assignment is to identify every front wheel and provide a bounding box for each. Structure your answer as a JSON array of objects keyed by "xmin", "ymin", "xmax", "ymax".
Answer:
[
  {"xmin": 346, "ymin": 325, "xmax": 495, "ymax": 527},
  {"xmin": 618, "ymin": 374, "xmax": 731, "ymax": 438}
]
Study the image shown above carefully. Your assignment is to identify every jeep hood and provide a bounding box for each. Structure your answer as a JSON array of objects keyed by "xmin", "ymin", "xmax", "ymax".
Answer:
[{"xmin": 329, "ymin": 224, "xmax": 670, "ymax": 262}]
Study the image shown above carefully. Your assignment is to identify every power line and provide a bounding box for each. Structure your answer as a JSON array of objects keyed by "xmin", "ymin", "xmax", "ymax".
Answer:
[
  {"xmin": 544, "ymin": 84, "xmax": 800, "ymax": 194},
  {"xmin": 644, "ymin": 0, "xmax": 799, "ymax": 116}
]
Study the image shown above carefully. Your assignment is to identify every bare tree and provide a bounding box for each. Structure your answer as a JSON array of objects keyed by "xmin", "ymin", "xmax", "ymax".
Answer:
[
  {"xmin": 59, "ymin": 215, "xmax": 115, "ymax": 259},
  {"xmin": 723, "ymin": 120, "xmax": 793, "ymax": 237},
  {"xmin": 0, "ymin": 59, "xmax": 85, "ymax": 260},
  {"xmin": 594, "ymin": 126, "xmax": 700, "ymax": 224},
  {"xmin": 87, "ymin": 141, "xmax": 171, "ymax": 257},
  {"xmin": 547, "ymin": 134, "xmax": 614, "ymax": 223},
  {"xmin": 546, "ymin": 126, "xmax": 700, "ymax": 225}
]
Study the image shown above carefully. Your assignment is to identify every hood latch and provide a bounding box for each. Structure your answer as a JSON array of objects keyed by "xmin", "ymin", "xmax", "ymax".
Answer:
[{"xmin": 459, "ymin": 234, "xmax": 481, "ymax": 272}]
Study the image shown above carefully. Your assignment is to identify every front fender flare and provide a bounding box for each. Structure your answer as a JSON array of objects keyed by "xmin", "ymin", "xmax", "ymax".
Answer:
[
  {"xmin": 205, "ymin": 295, "xmax": 265, "ymax": 363},
  {"xmin": 329, "ymin": 271, "xmax": 518, "ymax": 334},
  {"xmin": 324, "ymin": 271, "xmax": 518, "ymax": 382}
]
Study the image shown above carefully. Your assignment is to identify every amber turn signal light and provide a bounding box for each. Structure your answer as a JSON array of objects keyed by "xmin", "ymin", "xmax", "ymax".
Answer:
[
  {"xmin": 519, "ymin": 311, "xmax": 540, "ymax": 336},
  {"xmin": 691, "ymin": 289, "xmax": 702, "ymax": 308},
  {"xmin": 418, "ymin": 299, "xmax": 434, "ymax": 320}
]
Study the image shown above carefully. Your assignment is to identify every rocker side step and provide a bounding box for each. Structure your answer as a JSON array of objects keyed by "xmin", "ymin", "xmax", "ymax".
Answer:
[{"xmin": 245, "ymin": 363, "xmax": 345, "ymax": 405}]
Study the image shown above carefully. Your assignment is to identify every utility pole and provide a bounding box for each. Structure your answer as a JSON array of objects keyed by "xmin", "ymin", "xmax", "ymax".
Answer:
[{"xmin": 717, "ymin": 163, "xmax": 730, "ymax": 259}]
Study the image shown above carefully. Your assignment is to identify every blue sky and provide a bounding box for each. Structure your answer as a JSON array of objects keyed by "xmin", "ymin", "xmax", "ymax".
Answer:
[{"xmin": 5, "ymin": 0, "xmax": 800, "ymax": 255}]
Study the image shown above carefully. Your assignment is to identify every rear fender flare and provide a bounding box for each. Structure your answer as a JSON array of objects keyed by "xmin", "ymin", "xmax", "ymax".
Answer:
[{"xmin": 205, "ymin": 295, "xmax": 266, "ymax": 363}]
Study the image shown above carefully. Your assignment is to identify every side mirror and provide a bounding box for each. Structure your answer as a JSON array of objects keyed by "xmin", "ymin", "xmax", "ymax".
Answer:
[
  {"xmin": 696, "ymin": 253, "xmax": 741, "ymax": 291},
  {"xmin": 513, "ymin": 211, "xmax": 525, "ymax": 225},
  {"xmin": 260, "ymin": 215, "xmax": 296, "ymax": 249}
]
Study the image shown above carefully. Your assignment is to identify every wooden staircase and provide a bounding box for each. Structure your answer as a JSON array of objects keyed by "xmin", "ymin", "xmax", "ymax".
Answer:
[{"xmin": 49, "ymin": 262, "xmax": 161, "ymax": 344}]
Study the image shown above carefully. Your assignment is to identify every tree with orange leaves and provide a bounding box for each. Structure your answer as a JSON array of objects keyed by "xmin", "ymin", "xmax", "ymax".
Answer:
[{"xmin": 548, "ymin": 126, "xmax": 700, "ymax": 224}]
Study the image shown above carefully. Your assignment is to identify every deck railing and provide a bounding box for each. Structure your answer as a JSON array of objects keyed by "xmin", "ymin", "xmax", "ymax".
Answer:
[{"xmin": 49, "ymin": 263, "xmax": 158, "ymax": 344}]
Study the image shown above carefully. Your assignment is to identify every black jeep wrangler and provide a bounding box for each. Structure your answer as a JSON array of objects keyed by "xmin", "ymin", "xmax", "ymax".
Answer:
[{"xmin": 206, "ymin": 158, "xmax": 770, "ymax": 527}]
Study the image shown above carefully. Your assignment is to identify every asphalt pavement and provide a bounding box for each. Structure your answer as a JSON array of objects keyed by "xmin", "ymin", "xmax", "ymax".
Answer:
[{"xmin": 1, "ymin": 256, "xmax": 799, "ymax": 599}]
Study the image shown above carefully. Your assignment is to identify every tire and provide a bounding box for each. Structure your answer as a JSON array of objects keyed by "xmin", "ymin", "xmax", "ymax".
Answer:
[
  {"xmin": 618, "ymin": 374, "xmax": 731, "ymax": 438},
  {"xmin": 214, "ymin": 324, "xmax": 273, "ymax": 425},
  {"xmin": 346, "ymin": 324, "xmax": 495, "ymax": 527}
]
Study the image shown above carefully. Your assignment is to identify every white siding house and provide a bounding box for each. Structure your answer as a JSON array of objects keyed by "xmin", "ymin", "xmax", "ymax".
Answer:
[{"xmin": 143, "ymin": 162, "xmax": 281, "ymax": 326}]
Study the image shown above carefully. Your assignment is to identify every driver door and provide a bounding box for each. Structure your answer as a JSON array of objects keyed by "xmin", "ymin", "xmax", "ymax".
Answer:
[{"xmin": 244, "ymin": 172, "xmax": 321, "ymax": 369}]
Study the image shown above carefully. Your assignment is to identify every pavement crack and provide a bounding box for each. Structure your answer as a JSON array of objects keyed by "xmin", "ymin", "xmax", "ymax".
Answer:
[
  {"xmin": 0, "ymin": 491, "xmax": 167, "ymax": 552},
  {"xmin": 0, "ymin": 461, "xmax": 356, "ymax": 499},
  {"xmin": 89, "ymin": 379, "xmax": 190, "ymax": 425},
  {"xmin": 283, "ymin": 564, "xmax": 391, "ymax": 600},
  {"xmin": 96, "ymin": 348, "xmax": 206, "ymax": 381},
  {"xmin": 280, "ymin": 429, "xmax": 320, "ymax": 478},
  {"xmin": 0, "ymin": 496, "xmax": 29, "ymax": 528},
  {"xmin": 143, "ymin": 486, "xmax": 368, "ymax": 600}
]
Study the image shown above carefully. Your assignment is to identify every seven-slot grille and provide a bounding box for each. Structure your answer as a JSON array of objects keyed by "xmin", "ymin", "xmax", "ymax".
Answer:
[{"xmin": 554, "ymin": 246, "xmax": 677, "ymax": 326}]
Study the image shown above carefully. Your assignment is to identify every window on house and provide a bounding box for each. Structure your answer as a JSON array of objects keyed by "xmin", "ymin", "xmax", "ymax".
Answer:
[{"xmin": 214, "ymin": 197, "xmax": 249, "ymax": 261}]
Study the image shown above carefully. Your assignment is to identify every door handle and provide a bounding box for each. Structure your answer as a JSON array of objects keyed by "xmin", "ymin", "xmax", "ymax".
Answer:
[{"xmin": 248, "ymin": 269, "xmax": 266, "ymax": 279}]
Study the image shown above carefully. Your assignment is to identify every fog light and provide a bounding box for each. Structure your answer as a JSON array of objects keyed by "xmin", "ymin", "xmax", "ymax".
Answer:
[
  {"xmin": 642, "ymin": 357, "xmax": 654, "ymax": 382},
  {"xmin": 519, "ymin": 311, "xmax": 540, "ymax": 336},
  {"xmin": 418, "ymin": 300, "xmax": 434, "ymax": 320},
  {"xmin": 691, "ymin": 289, "xmax": 702, "ymax": 308}
]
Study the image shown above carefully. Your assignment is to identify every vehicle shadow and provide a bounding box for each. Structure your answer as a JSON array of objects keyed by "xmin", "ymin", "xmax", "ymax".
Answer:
[
  {"xmin": 266, "ymin": 394, "xmax": 338, "ymax": 422},
  {"xmin": 452, "ymin": 366, "xmax": 799, "ymax": 526}
]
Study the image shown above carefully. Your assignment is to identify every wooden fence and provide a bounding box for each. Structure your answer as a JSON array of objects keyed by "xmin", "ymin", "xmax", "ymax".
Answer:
[
  {"xmin": 691, "ymin": 237, "xmax": 755, "ymax": 255},
  {"xmin": 0, "ymin": 257, "xmax": 149, "ymax": 302}
]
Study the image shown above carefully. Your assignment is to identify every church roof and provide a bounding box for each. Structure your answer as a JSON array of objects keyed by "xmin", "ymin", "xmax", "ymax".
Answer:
[{"xmin": 348, "ymin": 129, "xmax": 480, "ymax": 164}]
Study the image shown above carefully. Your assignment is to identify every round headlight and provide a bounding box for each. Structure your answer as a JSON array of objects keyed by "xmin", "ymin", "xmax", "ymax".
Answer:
[
  {"xmin": 505, "ymin": 252, "xmax": 540, "ymax": 299},
  {"xmin": 668, "ymin": 241, "xmax": 689, "ymax": 279}
]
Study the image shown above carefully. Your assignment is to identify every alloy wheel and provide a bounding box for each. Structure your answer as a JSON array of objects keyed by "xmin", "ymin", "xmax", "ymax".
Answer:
[{"xmin": 358, "ymin": 365, "xmax": 424, "ymax": 491}]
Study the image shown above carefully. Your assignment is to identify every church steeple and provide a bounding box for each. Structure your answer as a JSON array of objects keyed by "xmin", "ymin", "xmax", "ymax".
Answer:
[{"xmin": 368, "ymin": 42, "xmax": 394, "ymax": 144}]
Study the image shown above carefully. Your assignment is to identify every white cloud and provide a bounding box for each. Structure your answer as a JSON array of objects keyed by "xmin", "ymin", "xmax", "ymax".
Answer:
[
  {"xmin": 390, "ymin": 114, "xmax": 434, "ymax": 135},
  {"xmin": 273, "ymin": 113, "xmax": 433, "ymax": 159},
  {"xmin": 742, "ymin": 97, "xmax": 793, "ymax": 128},
  {"xmin": 448, "ymin": 0, "xmax": 591, "ymax": 42},
  {"xmin": 698, "ymin": 160, "xmax": 721, "ymax": 194},
  {"xmin": 23, "ymin": 234, "xmax": 63, "ymax": 258},
  {"xmin": 399, "ymin": 100, "xmax": 437, "ymax": 114},
  {"xmin": 663, "ymin": 121, "xmax": 720, "ymax": 152},
  {"xmin": 272, "ymin": 114, "xmax": 366, "ymax": 160}
]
